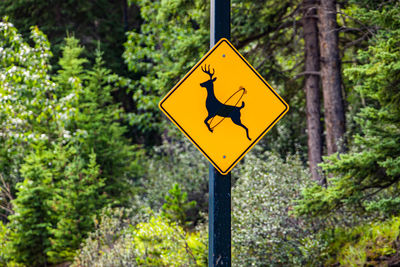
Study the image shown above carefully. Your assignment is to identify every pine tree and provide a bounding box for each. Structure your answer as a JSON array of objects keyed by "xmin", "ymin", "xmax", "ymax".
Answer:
[
  {"xmin": 47, "ymin": 148, "xmax": 106, "ymax": 263},
  {"xmin": 302, "ymin": 0, "xmax": 323, "ymax": 183},
  {"xmin": 5, "ymin": 31, "xmax": 140, "ymax": 264},
  {"xmin": 8, "ymin": 146, "xmax": 56, "ymax": 266},
  {"xmin": 295, "ymin": 2, "xmax": 400, "ymax": 217},
  {"xmin": 65, "ymin": 43, "xmax": 139, "ymax": 202},
  {"xmin": 161, "ymin": 183, "xmax": 196, "ymax": 228},
  {"xmin": 8, "ymin": 144, "xmax": 107, "ymax": 265},
  {"xmin": 319, "ymin": 0, "xmax": 346, "ymax": 155}
]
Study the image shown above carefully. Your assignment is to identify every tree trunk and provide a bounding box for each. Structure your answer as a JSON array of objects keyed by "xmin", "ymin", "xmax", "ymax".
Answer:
[
  {"xmin": 318, "ymin": 0, "xmax": 346, "ymax": 155},
  {"xmin": 303, "ymin": 0, "xmax": 324, "ymax": 184}
]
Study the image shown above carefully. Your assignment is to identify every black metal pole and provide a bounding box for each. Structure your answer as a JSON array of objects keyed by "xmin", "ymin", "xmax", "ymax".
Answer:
[
  {"xmin": 209, "ymin": 2, "xmax": 231, "ymax": 266},
  {"xmin": 210, "ymin": 0, "xmax": 231, "ymax": 44},
  {"xmin": 209, "ymin": 165, "xmax": 231, "ymax": 266}
]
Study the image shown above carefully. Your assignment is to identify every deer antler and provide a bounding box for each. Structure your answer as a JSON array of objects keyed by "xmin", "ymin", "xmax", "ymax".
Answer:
[{"xmin": 201, "ymin": 64, "xmax": 215, "ymax": 79}]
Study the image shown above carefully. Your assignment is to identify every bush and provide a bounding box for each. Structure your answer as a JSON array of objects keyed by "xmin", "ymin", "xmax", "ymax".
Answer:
[
  {"xmin": 73, "ymin": 206, "xmax": 207, "ymax": 267},
  {"xmin": 133, "ymin": 215, "xmax": 206, "ymax": 266},
  {"xmin": 161, "ymin": 183, "xmax": 197, "ymax": 229},
  {"xmin": 0, "ymin": 221, "xmax": 8, "ymax": 265},
  {"xmin": 72, "ymin": 207, "xmax": 140, "ymax": 267},
  {"xmin": 329, "ymin": 217, "xmax": 400, "ymax": 266},
  {"xmin": 141, "ymin": 138, "xmax": 209, "ymax": 222},
  {"xmin": 302, "ymin": 216, "xmax": 400, "ymax": 266},
  {"xmin": 232, "ymin": 151, "xmax": 316, "ymax": 266}
]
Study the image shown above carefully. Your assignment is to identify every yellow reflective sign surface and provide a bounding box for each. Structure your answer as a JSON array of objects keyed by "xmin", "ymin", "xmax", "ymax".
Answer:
[{"xmin": 159, "ymin": 38, "xmax": 289, "ymax": 174}]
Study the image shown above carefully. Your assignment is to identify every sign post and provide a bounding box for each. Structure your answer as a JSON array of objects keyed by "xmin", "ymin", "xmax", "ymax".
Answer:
[
  {"xmin": 159, "ymin": 1, "xmax": 289, "ymax": 266},
  {"xmin": 209, "ymin": 1, "xmax": 231, "ymax": 266}
]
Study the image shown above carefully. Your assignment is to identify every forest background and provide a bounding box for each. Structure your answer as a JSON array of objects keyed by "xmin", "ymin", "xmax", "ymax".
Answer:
[{"xmin": 0, "ymin": 0, "xmax": 400, "ymax": 266}]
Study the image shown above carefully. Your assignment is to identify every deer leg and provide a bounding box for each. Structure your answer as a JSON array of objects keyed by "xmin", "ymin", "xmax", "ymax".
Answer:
[
  {"xmin": 242, "ymin": 124, "xmax": 252, "ymax": 141},
  {"xmin": 230, "ymin": 114, "xmax": 251, "ymax": 141},
  {"xmin": 204, "ymin": 115, "xmax": 214, "ymax": 132}
]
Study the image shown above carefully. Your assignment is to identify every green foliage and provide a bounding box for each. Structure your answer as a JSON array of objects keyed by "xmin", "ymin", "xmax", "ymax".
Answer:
[
  {"xmin": 47, "ymin": 150, "xmax": 106, "ymax": 262},
  {"xmin": 124, "ymin": 0, "xmax": 209, "ymax": 142},
  {"xmin": 231, "ymin": 150, "xmax": 316, "ymax": 266},
  {"xmin": 72, "ymin": 206, "xmax": 141, "ymax": 266},
  {"xmin": 0, "ymin": 0, "xmax": 139, "ymax": 74},
  {"xmin": 161, "ymin": 183, "xmax": 196, "ymax": 228},
  {"xmin": 0, "ymin": 17, "xmax": 58, "ymax": 189},
  {"xmin": 140, "ymin": 139, "xmax": 209, "ymax": 220},
  {"xmin": 136, "ymin": 140, "xmax": 320, "ymax": 266},
  {"xmin": 7, "ymin": 147, "xmax": 57, "ymax": 266},
  {"xmin": 73, "ymin": 207, "xmax": 207, "ymax": 267},
  {"xmin": 317, "ymin": 217, "xmax": 400, "ymax": 266},
  {"xmin": 292, "ymin": 3, "xmax": 400, "ymax": 265},
  {"xmin": 133, "ymin": 215, "xmax": 206, "ymax": 266},
  {"xmin": 55, "ymin": 39, "xmax": 140, "ymax": 202},
  {"xmin": 0, "ymin": 21, "xmax": 140, "ymax": 265},
  {"xmin": 6, "ymin": 144, "xmax": 106, "ymax": 265},
  {"xmin": 295, "ymin": 2, "xmax": 400, "ymax": 219},
  {"xmin": 339, "ymin": 217, "xmax": 400, "ymax": 266},
  {"xmin": 3, "ymin": 1, "xmax": 400, "ymax": 266},
  {"xmin": 54, "ymin": 36, "xmax": 88, "ymax": 91},
  {"xmin": 0, "ymin": 221, "xmax": 8, "ymax": 265}
]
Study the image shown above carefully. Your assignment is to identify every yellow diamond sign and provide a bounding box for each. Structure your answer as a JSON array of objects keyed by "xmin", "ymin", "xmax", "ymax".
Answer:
[{"xmin": 159, "ymin": 38, "xmax": 289, "ymax": 174}]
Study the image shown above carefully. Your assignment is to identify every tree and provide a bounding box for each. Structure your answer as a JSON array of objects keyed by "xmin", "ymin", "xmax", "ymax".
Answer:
[
  {"xmin": 295, "ymin": 1, "xmax": 400, "ymax": 218},
  {"xmin": 57, "ymin": 39, "xmax": 139, "ymax": 201},
  {"xmin": 47, "ymin": 149, "xmax": 106, "ymax": 263},
  {"xmin": 302, "ymin": 0, "xmax": 323, "ymax": 183},
  {"xmin": 1, "ymin": 22, "xmax": 141, "ymax": 264},
  {"xmin": 318, "ymin": 0, "xmax": 346, "ymax": 155},
  {"xmin": 8, "ymin": 145, "xmax": 105, "ymax": 265},
  {"xmin": 161, "ymin": 183, "xmax": 196, "ymax": 228},
  {"xmin": 0, "ymin": 17, "xmax": 60, "ymax": 200},
  {"xmin": 7, "ymin": 148, "xmax": 55, "ymax": 266}
]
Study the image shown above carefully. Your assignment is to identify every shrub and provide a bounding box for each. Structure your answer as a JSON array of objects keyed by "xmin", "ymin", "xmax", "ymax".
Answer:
[
  {"xmin": 72, "ymin": 207, "xmax": 140, "ymax": 267},
  {"xmin": 161, "ymin": 183, "xmax": 197, "ymax": 228},
  {"xmin": 0, "ymin": 221, "xmax": 8, "ymax": 265},
  {"xmin": 232, "ymin": 151, "xmax": 315, "ymax": 266},
  {"xmin": 73, "ymin": 206, "xmax": 207, "ymax": 267},
  {"xmin": 332, "ymin": 217, "xmax": 400, "ymax": 266},
  {"xmin": 133, "ymin": 215, "xmax": 205, "ymax": 266},
  {"xmin": 141, "ymin": 138, "xmax": 209, "ymax": 221}
]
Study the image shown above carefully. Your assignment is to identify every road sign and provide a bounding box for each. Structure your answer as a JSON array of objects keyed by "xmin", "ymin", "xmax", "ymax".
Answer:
[{"xmin": 159, "ymin": 38, "xmax": 289, "ymax": 175}]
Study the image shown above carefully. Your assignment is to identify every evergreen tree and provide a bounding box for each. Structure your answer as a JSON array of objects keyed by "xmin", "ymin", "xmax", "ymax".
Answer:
[
  {"xmin": 8, "ymin": 144, "xmax": 106, "ymax": 265},
  {"xmin": 161, "ymin": 183, "xmax": 196, "ymax": 228},
  {"xmin": 47, "ymin": 148, "xmax": 106, "ymax": 263},
  {"xmin": 2, "ymin": 24, "xmax": 140, "ymax": 264},
  {"xmin": 60, "ymin": 41, "xmax": 139, "ymax": 201},
  {"xmin": 302, "ymin": 0, "xmax": 323, "ymax": 183},
  {"xmin": 7, "ymin": 147, "xmax": 55, "ymax": 266},
  {"xmin": 295, "ymin": 2, "xmax": 400, "ymax": 218},
  {"xmin": 319, "ymin": 0, "xmax": 346, "ymax": 155}
]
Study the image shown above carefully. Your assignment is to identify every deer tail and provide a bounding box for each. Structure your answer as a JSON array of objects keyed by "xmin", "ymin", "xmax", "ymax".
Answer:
[{"xmin": 239, "ymin": 101, "xmax": 245, "ymax": 109}]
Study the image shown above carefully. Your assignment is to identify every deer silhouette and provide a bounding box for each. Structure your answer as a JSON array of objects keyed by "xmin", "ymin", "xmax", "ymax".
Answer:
[{"xmin": 200, "ymin": 65, "xmax": 251, "ymax": 141}]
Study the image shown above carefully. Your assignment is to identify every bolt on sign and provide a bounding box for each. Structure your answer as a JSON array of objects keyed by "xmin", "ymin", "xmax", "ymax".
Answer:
[{"xmin": 159, "ymin": 38, "xmax": 289, "ymax": 175}]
